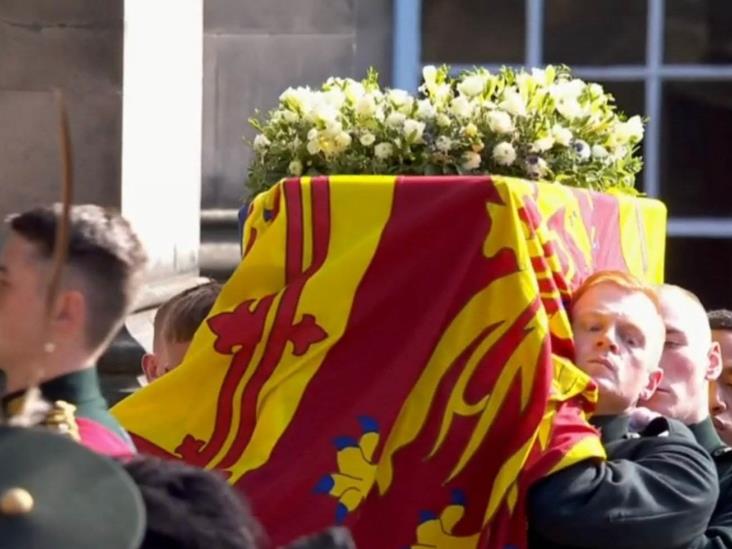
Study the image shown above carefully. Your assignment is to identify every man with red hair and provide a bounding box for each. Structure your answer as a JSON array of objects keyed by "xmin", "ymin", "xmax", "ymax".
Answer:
[{"xmin": 528, "ymin": 271, "xmax": 718, "ymax": 548}]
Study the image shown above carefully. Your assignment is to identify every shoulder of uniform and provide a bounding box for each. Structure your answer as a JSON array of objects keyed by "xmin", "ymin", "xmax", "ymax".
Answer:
[{"xmin": 41, "ymin": 400, "xmax": 81, "ymax": 443}]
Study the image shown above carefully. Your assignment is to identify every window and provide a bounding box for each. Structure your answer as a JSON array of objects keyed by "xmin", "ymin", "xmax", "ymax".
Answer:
[{"xmin": 394, "ymin": 0, "xmax": 732, "ymax": 302}]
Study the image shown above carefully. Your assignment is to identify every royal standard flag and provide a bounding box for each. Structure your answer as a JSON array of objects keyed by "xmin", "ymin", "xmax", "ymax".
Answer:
[{"xmin": 114, "ymin": 175, "xmax": 666, "ymax": 548}]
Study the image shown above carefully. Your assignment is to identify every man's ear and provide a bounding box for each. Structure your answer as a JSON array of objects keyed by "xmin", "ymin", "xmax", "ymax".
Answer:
[
  {"xmin": 707, "ymin": 341, "xmax": 723, "ymax": 381},
  {"xmin": 141, "ymin": 353, "xmax": 158, "ymax": 383},
  {"xmin": 51, "ymin": 289, "xmax": 86, "ymax": 339},
  {"xmin": 639, "ymin": 368, "xmax": 664, "ymax": 402}
]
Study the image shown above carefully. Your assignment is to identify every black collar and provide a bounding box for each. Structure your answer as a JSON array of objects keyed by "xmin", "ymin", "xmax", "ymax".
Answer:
[{"xmin": 590, "ymin": 414, "xmax": 630, "ymax": 444}]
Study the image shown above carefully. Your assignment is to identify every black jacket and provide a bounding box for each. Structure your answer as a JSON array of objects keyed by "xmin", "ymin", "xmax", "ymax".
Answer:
[{"xmin": 528, "ymin": 415, "xmax": 719, "ymax": 549}]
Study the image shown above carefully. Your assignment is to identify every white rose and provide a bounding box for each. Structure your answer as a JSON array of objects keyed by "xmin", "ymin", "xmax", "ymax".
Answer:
[
  {"xmin": 355, "ymin": 94, "xmax": 377, "ymax": 117},
  {"xmin": 306, "ymin": 139, "xmax": 320, "ymax": 155},
  {"xmin": 403, "ymin": 119, "xmax": 426, "ymax": 142},
  {"xmin": 457, "ymin": 74, "xmax": 486, "ymax": 97},
  {"xmin": 323, "ymin": 89, "xmax": 346, "ymax": 110},
  {"xmin": 279, "ymin": 86, "xmax": 311, "ymax": 110},
  {"xmin": 492, "ymin": 142, "xmax": 516, "ymax": 166},
  {"xmin": 359, "ymin": 132, "xmax": 376, "ymax": 147},
  {"xmin": 386, "ymin": 111, "xmax": 407, "ymax": 128},
  {"xmin": 374, "ymin": 142, "xmax": 394, "ymax": 160},
  {"xmin": 435, "ymin": 135, "xmax": 452, "ymax": 153},
  {"xmin": 253, "ymin": 134, "xmax": 270, "ymax": 153},
  {"xmin": 486, "ymin": 110, "xmax": 514, "ymax": 134},
  {"xmin": 322, "ymin": 120, "xmax": 343, "ymax": 138},
  {"xmin": 388, "ymin": 89, "xmax": 411, "ymax": 108},
  {"xmin": 592, "ymin": 144, "xmax": 609, "ymax": 159},
  {"xmin": 314, "ymin": 103, "xmax": 339, "ymax": 125},
  {"xmin": 433, "ymin": 83, "xmax": 452, "ymax": 102},
  {"xmin": 499, "ymin": 89, "xmax": 527, "ymax": 117},
  {"xmin": 463, "ymin": 122, "xmax": 478, "ymax": 138},
  {"xmin": 450, "ymin": 95, "xmax": 474, "ymax": 119},
  {"xmin": 532, "ymin": 136, "xmax": 555, "ymax": 152},
  {"xmin": 436, "ymin": 113, "xmax": 451, "ymax": 128},
  {"xmin": 552, "ymin": 125, "xmax": 573, "ymax": 147},
  {"xmin": 288, "ymin": 159, "xmax": 303, "ymax": 176},
  {"xmin": 334, "ymin": 132, "xmax": 352, "ymax": 150},
  {"xmin": 307, "ymin": 128, "xmax": 319, "ymax": 141},
  {"xmin": 462, "ymin": 151, "xmax": 482, "ymax": 171},
  {"xmin": 416, "ymin": 99, "xmax": 437, "ymax": 120}
]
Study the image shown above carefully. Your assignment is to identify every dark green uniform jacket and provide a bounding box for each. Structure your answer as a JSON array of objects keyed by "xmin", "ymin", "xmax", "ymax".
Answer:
[
  {"xmin": 687, "ymin": 417, "xmax": 732, "ymax": 548},
  {"xmin": 527, "ymin": 415, "xmax": 719, "ymax": 549},
  {"xmin": 2, "ymin": 367, "xmax": 135, "ymax": 457}
]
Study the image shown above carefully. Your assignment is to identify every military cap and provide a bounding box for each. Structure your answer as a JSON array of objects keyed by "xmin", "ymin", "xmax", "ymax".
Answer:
[{"xmin": 0, "ymin": 425, "xmax": 145, "ymax": 549}]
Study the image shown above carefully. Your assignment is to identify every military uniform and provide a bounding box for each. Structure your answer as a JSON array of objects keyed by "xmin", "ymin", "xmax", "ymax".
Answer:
[
  {"xmin": 528, "ymin": 415, "xmax": 719, "ymax": 549},
  {"xmin": 0, "ymin": 425, "xmax": 144, "ymax": 548},
  {"xmin": 2, "ymin": 368, "xmax": 135, "ymax": 458},
  {"xmin": 686, "ymin": 417, "xmax": 732, "ymax": 548}
]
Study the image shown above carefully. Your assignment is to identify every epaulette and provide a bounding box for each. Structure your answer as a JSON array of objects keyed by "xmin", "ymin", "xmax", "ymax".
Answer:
[{"xmin": 41, "ymin": 400, "xmax": 81, "ymax": 443}]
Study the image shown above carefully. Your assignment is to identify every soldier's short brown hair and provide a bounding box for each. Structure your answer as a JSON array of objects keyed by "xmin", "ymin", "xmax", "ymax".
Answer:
[
  {"xmin": 709, "ymin": 309, "xmax": 732, "ymax": 331},
  {"xmin": 155, "ymin": 281, "xmax": 222, "ymax": 344},
  {"xmin": 8, "ymin": 204, "xmax": 147, "ymax": 351}
]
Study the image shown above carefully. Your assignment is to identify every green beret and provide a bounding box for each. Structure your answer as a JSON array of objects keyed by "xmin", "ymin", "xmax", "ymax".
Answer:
[{"xmin": 0, "ymin": 426, "xmax": 145, "ymax": 549}]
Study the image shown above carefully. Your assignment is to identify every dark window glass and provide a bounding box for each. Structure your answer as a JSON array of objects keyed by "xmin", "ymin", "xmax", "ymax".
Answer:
[
  {"xmin": 665, "ymin": 0, "xmax": 732, "ymax": 64},
  {"xmin": 665, "ymin": 237, "xmax": 732, "ymax": 309},
  {"xmin": 660, "ymin": 80, "xmax": 732, "ymax": 217},
  {"xmin": 544, "ymin": 0, "xmax": 646, "ymax": 65},
  {"xmin": 422, "ymin": 0, "xmax": 525, "ymax": 64}
]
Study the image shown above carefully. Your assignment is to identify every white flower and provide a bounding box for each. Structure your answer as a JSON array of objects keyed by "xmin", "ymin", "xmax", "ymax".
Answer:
[
  {"xmin": 355, "ymin": 94, "xmax": 377, "ymax": 117},
  {"xmin": 486, "ymin": 110, "xmax": 514, "ymax": 134},
  {"xmin": 435, "ymin": 135, "xmax": 452, "ymax": 152},
  {"xmin": 613, "ymin": 115, "xmax": 644, "ymax": 144},
  {"xmin": 403, "ymin": 119, "xmax": 426, "ymax": 142},
  {"xmin": 334, "ymin": 132, "xmax": 352, "ymax": 150},
  {"xmin": 589, "ymin": 83, "xmax": 604, "ymax": 97},
  {"xmin": 388, "ymin": 89, "xmax": 412, "ymax": 109},
  {"xmin": 386, "ymin": 111, "xmax": 407, "ymax": 128},
  {"xmin": 462, "ymin": 151, "xmax": 482, "ymax": 171},
  {"xmin": 374, "ymin": 142, "xmax": 394, "ymax": 160},
  {"xmin": 359, "ymin": 132, "xmax": 376, "ymax": 146},
  {"xmin": 433, "ymin": 83, "xmax": 452, "ymax": 102},
  {"xmin": 313, "ymin": 102, "xmax": 339, "ymax": 125},
  {"xmin": 457, "ymin": 74, "xmax": 486, "ymax": 97},
  {"xmin": 492, "ymin": 142, "xmax": 516, "ymax": 166},
  {"xmin": 422, "ymin": 65, "xmax": 437, "ymax": 87},
  {"xmin": 499, "ymin": 89, "xmax": 527, "ymax": 117},
  {"xmin": 592, "ymin": 145, "xmax": 609, "ymax": 159},
  {"xmin": 463, "ymin": 123, "xmax": 478, "ymax": 138},
  {"xmin": 323, "ymin": 89, "xmax": 346, "ymax": 110},
  {"xmin": 552, "ymin": 125, "xmax": 573, "ymax": 147},
  {"xmin": 557, "ymin": 97, "xmax": 585, "ymax": 120},
  {"xmin": 436, "ymin": 113, "xmax": 451, "ymax": 128},
  {"xmin": 307, "ymin": 128, "xmax": 319, "ymax": 141},
  {"xmin": 344, "ymin": 80, "xmax": 366, "ymax": 102},
  {"xmin": 572, "ymin": 139, "xmax": 591, "ymax": 162},
  {"xmin": 281, "ymin": 110, "xmax": 299, "ymax": 123},
  {"xmin": 531, "ymin": 67, "xmax": 550, "ymax": 85},
  {"xmin": 288, "ymin": 159, "xmax": 303, "ymax": 176},
  {"xmin": 525, "ymin": 155, "xmax": 548, "ymax": 179},
  {"xmin": 611, "ymin": 145, "xmax": 629, "ymax": 161},
  {"xmin": 450, "ymin": 95, "xmax": 474, "ymax": 118},
  {"xmin": 306, "ymin": 139, "xmax": 320, "ymax": 155},
  {"xmin": 321, "ymin": 120, "xmax": 343, "ymax": 137},
  {"xmin": 416, "ymin": 99, "xmax": 437, "ymax": 120},
  {"xmin": 532, "ymin": 136, "xmax": 555, "ymax": 152},
  {"xmin": 253, "ymin": 135, "xmax": 270, "ymax": 153},
  {"xmin": 279, "ymin": 86, "xmax": 312, "ymax": 111}
]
